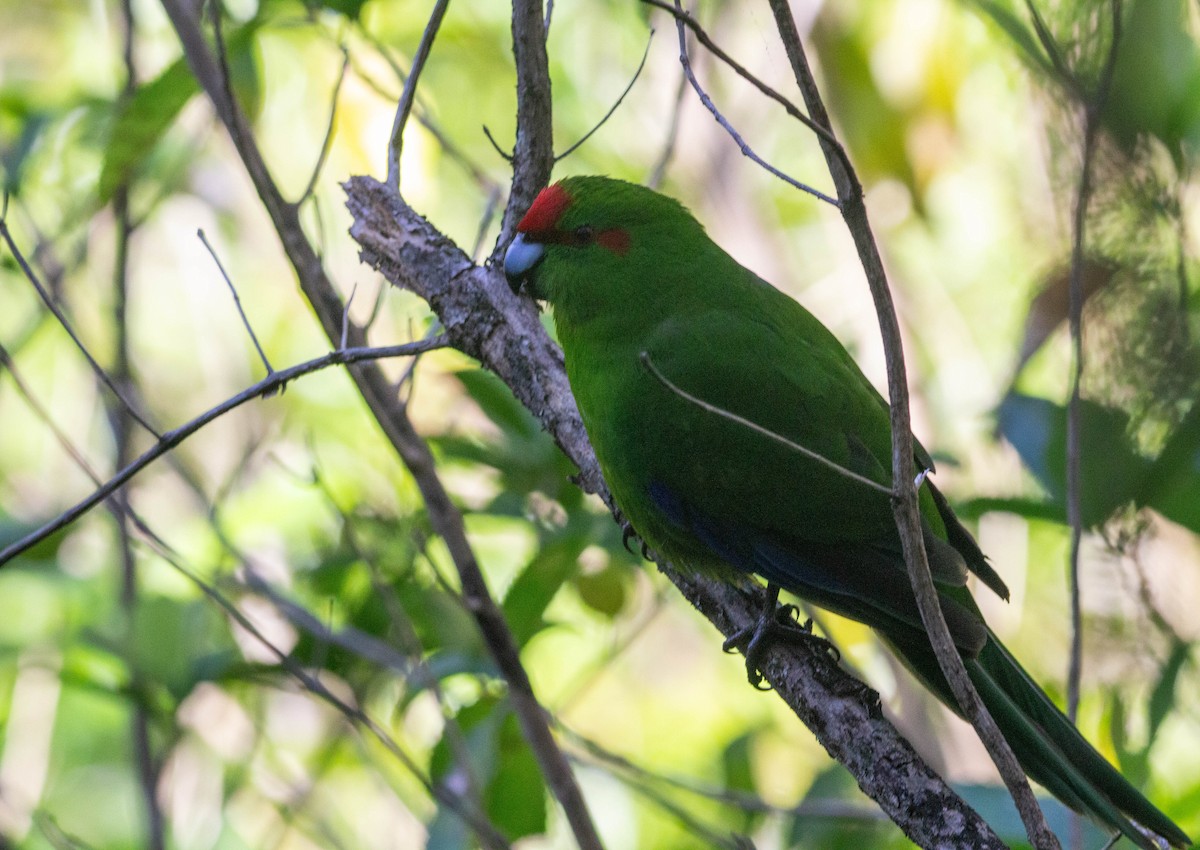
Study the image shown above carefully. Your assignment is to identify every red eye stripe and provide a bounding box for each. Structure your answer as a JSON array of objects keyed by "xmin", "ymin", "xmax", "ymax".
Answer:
[
  {"xmin": 597, "ymin": 228, "xmax": 630, "ymax": 256},
  {"xmin": 517, "ymin": 183, "xmax": 573, "ymax": 235}
]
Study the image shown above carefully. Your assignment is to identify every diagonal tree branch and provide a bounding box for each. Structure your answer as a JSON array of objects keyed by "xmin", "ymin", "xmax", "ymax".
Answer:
[
  {"xmin": 344, "ymin": 173, "xmax": 1005, "ymax": 850},
  {"xmin": 495, "ymin": 0, "xmax": 554, "ymax": 256},
  {"xmin": 155, "ymin": 2, "xmax": 603, "ymax": 847},
  {"xmin": 763, "ymin": 3, "xmax": 1058, "ymax": 848}
]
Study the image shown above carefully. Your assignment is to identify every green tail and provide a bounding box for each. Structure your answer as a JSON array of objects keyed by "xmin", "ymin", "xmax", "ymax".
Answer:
[{"xmin": 885, "ymin": 628, "xmax": 1191, "ymax": 849}]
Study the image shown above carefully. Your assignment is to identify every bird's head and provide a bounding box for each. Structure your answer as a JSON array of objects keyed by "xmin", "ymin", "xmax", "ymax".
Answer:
[{"xmin": 503, "ymin": 176, "xmax": 705, "ymax": 310}]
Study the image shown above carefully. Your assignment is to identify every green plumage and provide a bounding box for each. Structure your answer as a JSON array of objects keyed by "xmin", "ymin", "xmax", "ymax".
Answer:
[{"xmin": 503, "ymin": 175, "xmax": 1190, "ymax": 850}]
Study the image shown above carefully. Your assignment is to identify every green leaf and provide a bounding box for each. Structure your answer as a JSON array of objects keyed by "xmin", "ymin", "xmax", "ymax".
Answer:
[
  {"xmin": 1102, "ymin": 0, "xmax": 1200, "ymax": 159},
  {"xmin": 304, "ymin": 0, "xmax": 370, "ymax": 20},
  {"xmin": 1148, "ymin": 638, "xmax": 1192, "ymax": 745},
  {"xmin": 127, "ymin": 596, "xmax": 237, "ymax": 701},
  {"xmin": 1138, "ymin": 402, "xmax": 1200, "ymax": 533},
  {"xmin": 1110, "ymin": 688, "xmax": 1147, "ymax": 784},
  {"xmin": 720, "ymin": 731, "xmax": 763, "ymax": 835},
  {"xmin": 485, "ymin": 705, "xmax": 547, "ymax": 839},
  {"xmin": 430, "ymin": 696, "xmax": 547, "ymax": 842},
  {"xmin": 955, "ymin": 495, "xmax": 1065, "ymax": 524},
  {"xmin": 438, "ymin": 369, "xmax": 581, "ymax": 509},
  {"xmin": 455, "ymin": 368, "xmax": 540, "ymax": 440},
  {"xmin": 970, "ymin": 1, "xmax": 1056, "ymax": 78},
  {"xmin": 995, "ymin": 392, "xmax": 1151, "ymax": 527},
  {"xmin": 573, "ymin": 563, "xmax": 627, "ymax": 618},
  {"xmin": 502, "ymin": 536, "xmax": 585, "ymax": 646},
  {"xmin": 0, "ymin": 94, "xmax": 51, "ymax": 196},
  {"xmin": 787, "ymin": 766, "xmax": 907, "ymax": 849},
  {"xmin": 98, "ymin": 57, "xmax": 199, "ymax": 205},
  {"xmin": 98, "ymin": 23, "xmax": 262, "ymax": 205}
]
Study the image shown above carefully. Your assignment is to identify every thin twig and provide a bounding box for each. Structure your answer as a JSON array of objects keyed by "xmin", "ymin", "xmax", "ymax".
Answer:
[
  {"xmin": 0, "ymin": 331, "xmax": 497, "ymax": 843},
  {"xmin": 643, "ymin": 0, "xmax": 847, "ymax": 164},
  {"xmin": 349, "ymin": 25, "xmax": 501, "ymax": 192},
  {"xmin": 305, "ymin": 468, "xmax": 489, "ymax": 811},
  {"xmin": 0, "ymin": 218, "xmax": 160, "ymax": 437},
  {"xmin": 363, "ymin": 278, "xmax": 388, "ymax": 333},
  {"xmin": 0, "ymin": 343, "xmax": 108, "ymax": 485},
  {"xmin": 340, "ymin": 282, "xmax": 357, "ymax": 350},
  {"xmin": 670, "ymin": 0, "xmax": 838, "ymax": 207},
  {"xmin": 387, "ymin": 0, "xmax": 450, "ymax": 190},
  {"xmin": 1066, "ymin": 0, "xmax": 1123, "ymax": 737},
  {"xmin": 555, "ymin": 30, "xmax": 653, "ymax": 162},
  {"xmin": 384, "ymin": 395, "xmax": 608, "ymax": 850},
  {"xmin": 640, "ymin": 351, "xmax": 890, "ymax": 494},
  {"xmin": 470, "ymin": 184, "xmax": 503, "ymax": 261},
  {"xmin": 110, "ymin": 6, "xmax": 167, "ymax": 843},
  {"xmin": 198, "ymin": 228, "xmax": 274, "ymax": 374},
  {"xmin": 567, "ymin": 723, "xmax": 885, "ymax": 823},
  {"xmin": 482, "ymin": 124, "xmax": 515, "ymax": 162},
  {"xmin": 160, "ymin": 3, "xmax": 602, "ymax": 846},
  {"xmin": 298, "ymin": 47, "xmax": 350, "ymax": 206},
  {"xmin": 494, "ymin": 0, "xmax": 555, "ymax": 256},
  {"xmin": 1023, "ymin": 0, "xmax": 1079, "ymax": 94},
  {"xmin": 764, "ymin": 2, "xmax": 1059, "ymax": 848},
  {"xmin": 647, "ymin": 56, "xmax": 688, "ymax": 188},
  {"xmin": 147, "ymin": 540, "xmax": 513, "ymax": 850},
  {"xmin": 207, "ymin": 0, "xmax": 246, "ymax": 159},
  {"xmin": 0, "ymin": 337, "xmax": 446, "ymax": 567}
]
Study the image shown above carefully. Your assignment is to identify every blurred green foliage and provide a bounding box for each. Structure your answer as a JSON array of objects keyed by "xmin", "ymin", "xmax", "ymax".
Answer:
[{"xmin": 0, "ymin": 0, "xmax": 1198, "ymax": 849}]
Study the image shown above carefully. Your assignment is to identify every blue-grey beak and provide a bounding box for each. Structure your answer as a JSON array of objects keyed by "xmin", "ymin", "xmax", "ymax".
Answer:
[{"xmin": 504, "ymin": 233, "xmax": 544, "ymax": 292}]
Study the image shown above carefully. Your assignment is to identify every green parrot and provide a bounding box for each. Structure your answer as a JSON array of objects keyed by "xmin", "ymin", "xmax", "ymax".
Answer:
[{"xmin": 503, "ymin": 175, "xmax": 1191, "ymax": 850}]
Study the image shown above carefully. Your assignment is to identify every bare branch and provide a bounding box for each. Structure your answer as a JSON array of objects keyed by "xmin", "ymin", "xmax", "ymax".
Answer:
[
  {"xmin": 647, "ymin": 57, "xmax": 688, "ymax": 189},
  {"xmin": 764, "ymin": 2, "xmax": 1059, "ymax": 848},
  {"xmin": 387, "ymin": 0, "xmax": 450, "ymax": 191},
  {"xmin": 668, "ymin": 0, "xmax": 838, "ymax": 207},
  {"xmin": 299, "ymin": 47, "xmax": 350, "ymax": 206},
  {"xmin": 482, "ymin": 124, "xmax": 515, "ymax": 162},
  {"xmin": 1066, "ymin": 1, "xmax": 1124, "ymax": 735},
  {"xmin": 150, "ymin": 544, "xmax": 514, "ymax": 850},
  {"xmin": 375, "ymin": 395, "xmax": 607, "ymax": 850},
  {"xmin": 158, "ymin": 4, "xmax": 603, "ymax": 846},
  {"xmin": 495, "ymin": 0, "xmax": 554, "ymax": 256},
  {"xmin": 642, "ymin": 0, "xmax": 846, "ymax": 161},
  {"xmin": 0, "ymin": 338, "xmax": 446, "ymax": 567},
  {"xmin": 0, "ymin": 217, "xmax": 160, "ymax": 438},
  {"xmin": 555, "ymin": 30, "xmax": 653, "ymax": 162},
  {"xmin": 198, "ymin": 228, "xmax": 274, "ymax": 375}
]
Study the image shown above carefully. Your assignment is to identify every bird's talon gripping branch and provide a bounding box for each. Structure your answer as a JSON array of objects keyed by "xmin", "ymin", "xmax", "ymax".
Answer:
[{"xmin": 722, "ymin": 585, "xmax": 839, "ymax": 688}]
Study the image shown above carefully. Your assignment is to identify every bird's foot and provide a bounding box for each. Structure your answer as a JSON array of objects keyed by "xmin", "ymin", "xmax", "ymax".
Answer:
[
  {"xmin": 723, "ymin": 593, "xmax": 839, "ymax": 690},
  {"xmin": 620, "ymin": 521, "xmax": 652, "ymax": 560}
]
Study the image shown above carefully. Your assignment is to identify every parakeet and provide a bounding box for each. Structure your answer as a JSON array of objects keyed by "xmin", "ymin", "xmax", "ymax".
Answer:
[{"xmin": 503, "ymin": 175, "xmax": 1190, "ymax": 850}]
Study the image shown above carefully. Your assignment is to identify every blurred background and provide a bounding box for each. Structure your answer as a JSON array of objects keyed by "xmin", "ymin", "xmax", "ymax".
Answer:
[{"xmin": 0, "ymin": 0, "xmax": 1197, "ymax": 848}]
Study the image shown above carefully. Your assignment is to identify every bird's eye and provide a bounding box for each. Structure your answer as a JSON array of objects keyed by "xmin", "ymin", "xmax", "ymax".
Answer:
[{"xmin": 573, "ymin": 225, "xmax": 595, "ymax": 245}]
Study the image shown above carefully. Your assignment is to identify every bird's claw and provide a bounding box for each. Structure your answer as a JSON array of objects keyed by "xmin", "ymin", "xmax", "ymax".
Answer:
[
  {"xmin": 620, "ymin": 522, "xmax": 652, "ymax": 560},
  {"xmin": 621, "ymin": 523, "xmax": 638, "ymax": 555},
  {"xmin": 724, "ymin": 601, "xmax": 839, "ymax": 690}
]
